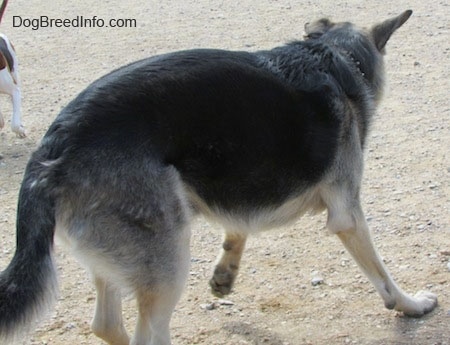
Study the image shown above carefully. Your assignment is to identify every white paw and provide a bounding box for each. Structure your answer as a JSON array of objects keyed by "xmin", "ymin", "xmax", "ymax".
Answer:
[
  {"xmin": 402, "ymin": 290, "xmax": 438, "ymax": 317},
  {"xmin": 12, "ymin": 125, "xmax": 26, "ymax": 138}
]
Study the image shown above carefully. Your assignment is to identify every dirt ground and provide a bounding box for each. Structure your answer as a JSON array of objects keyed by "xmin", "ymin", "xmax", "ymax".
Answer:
[{"xmin": 0, "ymin": 0, "xmax": 449, "ymax": 344}]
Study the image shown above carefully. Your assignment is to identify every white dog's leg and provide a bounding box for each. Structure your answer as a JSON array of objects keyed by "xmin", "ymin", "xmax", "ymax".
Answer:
[
  {"xmin": 0, "ymin": 68, "xmax": 25, "ymax": 137},
  {"xmin": 210, "ymin": 231, "xmax": 247, "ymax": 297},
  {"xmin": 327, "ymin": 201, "xmax": 437, "ymax": 317},
  {"xmin": 0, "ymin": 70, "xmax": 6, "ymax": 131},
  {"xmin": 91, "ymin": 276, "xmax": 129, "ymax": 345},
  {"xmin": 10, "ymin": 86, "xmax": 25, "ymax": 137},
  {"xmin": 0, "ymin": 105, "xmax": 4, "ymax": 130}
]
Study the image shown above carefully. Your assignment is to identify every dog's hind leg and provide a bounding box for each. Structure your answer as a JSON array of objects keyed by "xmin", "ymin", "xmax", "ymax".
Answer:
[
  {"xmin": 131, "ymin": 208, "xmax": 191, "ymax": 344},
  {"xmin": 327, "ymin": 200, "xmax": 438, "ymax": 317},
  {"xmin": 131, "ymin": 287, "xmax": 183, "ymax": 345},
  {"xmin": 91, "ymin": 276, "xmax": 130, "ymax": 345},
  {"xmin": 210, "ymin": 231, "xmax": 247, "ymax": 297}
]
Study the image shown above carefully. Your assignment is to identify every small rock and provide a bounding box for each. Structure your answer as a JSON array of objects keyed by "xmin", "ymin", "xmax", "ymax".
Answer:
[
  {"xmin": 311, "ymin": 276, "xmax": 324, "ymax": 286},
  {"xmin": 64, "ymin": 322, "xmax": 76, "ymax": 330},
  {"xmin": 447, "ymin": 262, "xmax": 450, "ymax": 272},
  {"xmin": 200, "ymin": 303, "xmax": 216, "ymax": 310},
  {"xmin": 218, "ymin": 299, "xmax": 234, "ymax": 306}
]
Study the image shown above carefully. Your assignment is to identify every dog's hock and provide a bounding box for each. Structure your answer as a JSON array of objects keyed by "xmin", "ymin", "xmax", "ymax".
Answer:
[{"xmin": 371, "ymin": 10, "xmax": 413, "ymax": 52}]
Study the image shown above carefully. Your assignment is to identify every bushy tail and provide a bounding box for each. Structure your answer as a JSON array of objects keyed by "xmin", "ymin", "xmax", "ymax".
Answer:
[{"xmin": 0, "ymin": 158, "xmax": 58, "ymax": 343}]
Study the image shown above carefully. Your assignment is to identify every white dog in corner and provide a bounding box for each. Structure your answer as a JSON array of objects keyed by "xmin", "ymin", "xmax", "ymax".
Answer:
[{"xmin": 0, "ymin": 0, "xmax": 25, "ymax": 138}]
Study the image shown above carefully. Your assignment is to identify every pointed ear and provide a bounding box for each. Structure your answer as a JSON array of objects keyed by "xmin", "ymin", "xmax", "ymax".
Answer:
[
  {"xmin": 371, "ymin": 10, "xmax": 413, "ymax": 51},
  {"xmin": 304, "ymin": 18, "xmax": 334, "ymax": 39}
]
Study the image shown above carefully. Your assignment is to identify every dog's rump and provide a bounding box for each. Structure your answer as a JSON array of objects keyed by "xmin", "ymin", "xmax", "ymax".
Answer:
[{"xmin": 44, "ymin": 48, "xmax": 346, "ymax": 213}]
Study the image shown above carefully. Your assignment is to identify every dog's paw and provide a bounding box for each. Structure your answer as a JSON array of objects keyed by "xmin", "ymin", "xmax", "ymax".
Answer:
[
  {"xmin": 209, "ymin": 267, "xmax": 236, "ymax": 297},
  {"xmin": 401, "ymin": 290, "xmax": 438, "ymax": 317},
  {"xmin": 13, "ymin": 125, "xmax": 26, "ymax": 138}
]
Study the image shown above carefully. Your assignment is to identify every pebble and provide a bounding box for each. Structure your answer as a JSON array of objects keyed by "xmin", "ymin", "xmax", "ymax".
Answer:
[
  {"xmin": 311, "ymin": 276, "xmax": 324, "ymax": 286},
  {"xmin": 200, "ymin": 299, "xmax": 234, "ymax": 311},
  {"xmin": 64, "ymin": 322, "xmax": 76, "ymax": 330},
  {"xmin": 447, "ymin": 262, "xmax": 450, "ymax": 272},
  {"xmin": 200, "ymin": 303, "xmax": 216, "ymax": 310},
  {"xmin": 218, "ymin": 299, "xmax": 234, "ymax": 306}
]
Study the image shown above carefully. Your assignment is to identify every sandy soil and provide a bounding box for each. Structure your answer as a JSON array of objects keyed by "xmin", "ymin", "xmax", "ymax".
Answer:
[{"xmin": 0, "ymin": 1, "xmax": 449, "ymax": 344}]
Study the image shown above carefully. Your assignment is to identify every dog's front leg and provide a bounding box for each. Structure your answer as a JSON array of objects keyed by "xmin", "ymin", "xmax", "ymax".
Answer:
[
  {"xmin": 11, "ymin": 87, "xmax": 25, "ymax": 137},
  {"xmin": 0, "ymin": 107, "xmax": 4, "ymax": 130},
  {"xmin": 210, "ymin": 231, "xmax": 247, "ymax": 297},
  {"xmin": 328, "ymin": 203, "xmax": 437, "ymax": 317}
]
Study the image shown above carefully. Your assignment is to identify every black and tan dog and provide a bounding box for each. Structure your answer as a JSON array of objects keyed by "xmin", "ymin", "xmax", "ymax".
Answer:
[{"xmin": 0, "ymin": 10, "xmax": 437, "ymax": 345}]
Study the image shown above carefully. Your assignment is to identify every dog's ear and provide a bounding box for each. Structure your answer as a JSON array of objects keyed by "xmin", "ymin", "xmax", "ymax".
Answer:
[
  {"xmin": 304, "ymin": 18, "xmax": 334, "ymax": 39},
  {"xmin": 371, "ymin": 10, "xmax": 412, "ymax": 52}
]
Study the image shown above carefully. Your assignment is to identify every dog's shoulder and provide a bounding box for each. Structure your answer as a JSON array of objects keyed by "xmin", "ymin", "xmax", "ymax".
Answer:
[{"xmin": 256, "ymin": 41, "xmax": 364, "ymax": 100}]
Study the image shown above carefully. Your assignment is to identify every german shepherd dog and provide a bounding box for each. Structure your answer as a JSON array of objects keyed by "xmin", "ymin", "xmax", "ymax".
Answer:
[{"xmin": 0, "ymin": 10, "xmax": 437, "ymax": 345}]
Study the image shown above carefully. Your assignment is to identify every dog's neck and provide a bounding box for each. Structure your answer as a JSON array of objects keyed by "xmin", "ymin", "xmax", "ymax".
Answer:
[{"xmin": 340, "ymin": 49, "xmax": 365, "ymax": 78}]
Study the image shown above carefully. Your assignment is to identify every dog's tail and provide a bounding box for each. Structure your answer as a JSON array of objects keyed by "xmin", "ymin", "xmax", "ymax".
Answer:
[{"xmin": 0, "ymin": 157, "xmax": 58, "ymax": 343}]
